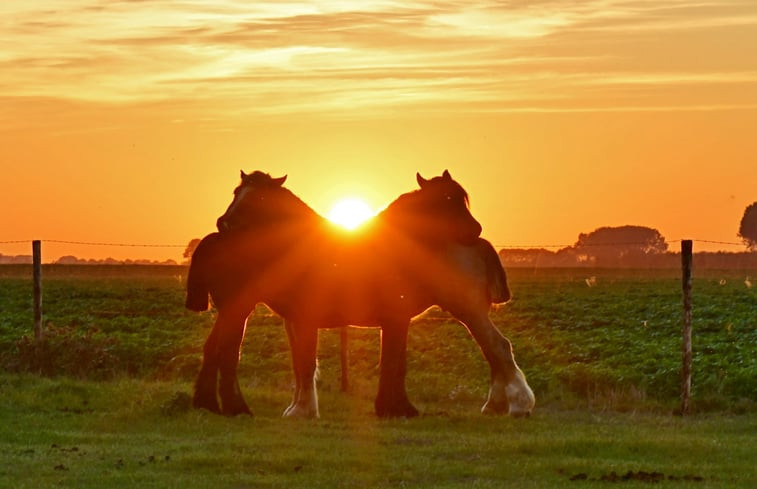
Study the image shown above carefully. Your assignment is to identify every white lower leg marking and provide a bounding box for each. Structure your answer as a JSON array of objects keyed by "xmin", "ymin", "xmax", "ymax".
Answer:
[{"xmin": 506, "ymin": 370, "xmax": 535, "ymax": 416}]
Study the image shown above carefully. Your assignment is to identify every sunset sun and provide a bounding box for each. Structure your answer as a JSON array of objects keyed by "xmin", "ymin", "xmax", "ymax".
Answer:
[{"xmin": 327, "ymin": 198, "xmax": 374, "ymax": 230}]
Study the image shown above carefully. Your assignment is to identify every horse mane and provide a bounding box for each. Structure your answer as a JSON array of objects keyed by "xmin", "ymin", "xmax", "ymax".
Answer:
[
  {"xmin": 375, "ymin": 177, "xmax": 470, "ymax": 241},
  {"xmin": 231, "ymin": 171, "xmax": 322, "ymax": 228},
  {"xmin": 274, "ymin": 186, "xmax": 321, "ymax": 222},
  {"xmin": 380, "ymin": 177, "xmax": 470, "ymax": 217},
  {"xmin": 241, "ymin": 171, "xmax": 315, "ymax": 217}
]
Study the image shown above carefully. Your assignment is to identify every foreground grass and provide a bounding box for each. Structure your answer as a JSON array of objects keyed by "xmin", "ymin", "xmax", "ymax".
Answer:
[{"xmin": 1, "ymin": 375, "xmax": 755, "ymax": 488}]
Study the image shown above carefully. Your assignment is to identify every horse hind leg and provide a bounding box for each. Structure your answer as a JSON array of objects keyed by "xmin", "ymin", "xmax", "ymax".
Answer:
[
  {"xmin": 283, "ymin": 320, "xmax": 320, "ymax": 419},
  {"xmin": 194, "ymin": 362, "xmax": 221, "ymax": 413},
  {"xmin": 218, "ymin": 357, "xmax": 253, "ymax": 416},
  {"xmin": 215, "ymin": 309, "xmax": 253, "ymax": 416},
  {"xmin": 194, "ymin": 322, "xmax": 222, "ymax": 413},
  {"xmin": 375, "ymin": 322, "xmax": 419, "ymax": 418}
]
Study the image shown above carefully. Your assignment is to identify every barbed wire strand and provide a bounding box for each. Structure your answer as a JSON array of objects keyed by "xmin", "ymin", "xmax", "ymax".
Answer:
[
  {"xmin": 0, "ymin": 238, "xmax": 748, "ymax": 249},
  {"xmin": 690, "ymin": 239, "xmax": 745, "ymax": 246}
]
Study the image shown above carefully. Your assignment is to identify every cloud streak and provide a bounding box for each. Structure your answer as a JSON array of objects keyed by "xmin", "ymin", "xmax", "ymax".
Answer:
[{"xmin": 1, "ymin": 0, "xmax": 756, "ymax": 119}]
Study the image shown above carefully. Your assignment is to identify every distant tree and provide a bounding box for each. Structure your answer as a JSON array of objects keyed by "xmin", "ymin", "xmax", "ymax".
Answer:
[
  {"xmin": 573, "ymin": 225, "xmax": 668, "ymax": 266},
  {"xmin": 183, "ymin": 238, "xmax": 202, "ymax": 261},
  {"xmin": 56, "ymin": 255, "xmax": 85, "ymax": 265},
  {"xmin": 738, "ymin": 202, "xmax": 757, "ymax": 250}
]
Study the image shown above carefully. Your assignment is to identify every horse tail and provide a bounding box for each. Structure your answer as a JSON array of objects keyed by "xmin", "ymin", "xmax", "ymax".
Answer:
[
  {"xmin": 477, "ymin": 238, "xmax": 511, "ymax": 304},
  {"xmin": 185, "ymin": 234, "xmax": 216, "ymax": 311}
]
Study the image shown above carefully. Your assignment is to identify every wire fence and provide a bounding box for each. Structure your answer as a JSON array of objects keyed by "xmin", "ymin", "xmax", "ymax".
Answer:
[
  {"xmin": 0, "ymin": 238, "xmax": 748, "ymax": 250},
  {"xmin": 0, "ymin": 237, "xmax": 751, "ymax": 265},
  {"xmin": 0, "ymin": 236, "xmax": 752, "ymax": 269}
]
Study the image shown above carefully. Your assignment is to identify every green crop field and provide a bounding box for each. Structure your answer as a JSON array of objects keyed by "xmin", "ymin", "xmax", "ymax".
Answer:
[
  {"xmin": 1, "ymin": 264, "xmax": 755, "ymax": 487},
  {"xmin": 2, "ymin": 265, "xmax": 754, "ymax": 410}
]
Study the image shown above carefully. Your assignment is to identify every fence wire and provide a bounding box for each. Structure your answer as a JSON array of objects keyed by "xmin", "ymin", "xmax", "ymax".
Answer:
[{"xmin": 0, "ymin": 237, "xmax": 749, "ymax": 251}]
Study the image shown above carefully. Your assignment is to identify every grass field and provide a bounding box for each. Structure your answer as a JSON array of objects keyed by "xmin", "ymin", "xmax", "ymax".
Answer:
[
  {"xmin": 1, "ymin": 375, "xmax": 756, "ymax": 488},
  {"xmin": 1, "ymin": 264, "xmax": 756, "ymax": 487}
]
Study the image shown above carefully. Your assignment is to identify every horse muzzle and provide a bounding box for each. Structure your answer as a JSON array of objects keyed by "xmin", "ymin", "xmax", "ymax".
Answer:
[
  {"xmin": 458, "ymin": 221, "xmax": 482, "ymax": 245},
  {"xmin": 216, "ymin": 217, "xmax": 231, "ymax": 232}
]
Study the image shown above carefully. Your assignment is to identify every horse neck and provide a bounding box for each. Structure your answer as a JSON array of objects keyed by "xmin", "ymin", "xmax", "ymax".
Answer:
[
  {"xmin": 375, "ymin": 190, "xmax": 437, "ymax": 243},
  {"xmin": 264, "ymin": 188, "xmax": 318, "ymax": 224},
  {"xmin": 379, "ymin": 190, "xmax": 417, "ymax": 221}
]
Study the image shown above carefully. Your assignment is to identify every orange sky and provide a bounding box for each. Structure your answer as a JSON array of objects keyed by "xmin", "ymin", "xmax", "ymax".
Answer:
[{"xmin": 2, "ymin": 1, "xmax": 757, "ymax": 262}]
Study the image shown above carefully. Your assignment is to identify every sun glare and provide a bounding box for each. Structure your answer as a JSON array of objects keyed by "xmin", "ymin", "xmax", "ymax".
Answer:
[{"xmin": 328, "ymin": 198, "xmax": 374, "ymax": 230}]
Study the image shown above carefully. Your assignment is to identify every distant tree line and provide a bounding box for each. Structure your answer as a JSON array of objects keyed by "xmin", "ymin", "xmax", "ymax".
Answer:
[
  {"xmin": 499, "ymin": 246, "xmax": 757, "ymax": 269},
  {"xmin": 54, "ymin": 256, "xmax": 179, "ymax": 266},
  {"xmin": 0, "ymin": 253, "xmax": 178, "ymax": 266},
  {"xmin": 0, "ymin": 254, "xmax": 34, "ymax": 265},
  {"xmin": 499, "ymin": 223, "xmax": 757, "ymax": 269}
]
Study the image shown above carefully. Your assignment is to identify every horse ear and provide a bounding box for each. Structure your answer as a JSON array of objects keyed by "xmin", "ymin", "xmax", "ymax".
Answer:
[
  {"xmin": 442, "ymin": 169, "xmax": 451, "ymax": 180},
  {"xmin": 240, "ymin": 170, "xmax": 248, "ymax": 179},
  {"xmin": 273, "ymin": 175, "xmax": 287, "ymax": 186},
  {"xmin": 416, "ymin": 172, "xmax": 429, "ymax": 188}
]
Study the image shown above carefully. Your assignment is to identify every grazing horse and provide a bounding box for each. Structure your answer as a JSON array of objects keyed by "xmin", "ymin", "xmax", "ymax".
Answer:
[{"xmin": 187, "ymin": 170, "xmax": 534, "ymax": 418}]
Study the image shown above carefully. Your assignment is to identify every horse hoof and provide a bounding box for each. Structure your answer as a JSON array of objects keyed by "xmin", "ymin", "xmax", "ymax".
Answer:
[
  {"xmin": 283, "ymin": 405, "xmax": 319, "ymax": 419},
  {"xmin": 510, "ymin": 410, "xmax": 531, "ymax": 418},
  {"xmin": 506, "ymin": 389, "xmax": 535, "ymax": 418},
  {"xmin": 219, "ymin": 401, "xmax": 253, "ymax": 416},
  {"xmin": 223, "ymin": 406, "xmax": 253, "ymax": 417},
  {"xmin": 481, "ymin": 398, "xmax": 509, "ymax": 415},
  {"xmin": 375, "ymin": 402, "xmax": 420, "ymax": 419},
  {"xmin": 193, "ymin": 395, "xmax": 221, "ymax": 414}
]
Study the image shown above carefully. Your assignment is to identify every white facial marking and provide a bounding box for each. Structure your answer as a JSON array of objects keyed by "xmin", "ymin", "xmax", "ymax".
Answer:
[{"xmin": 226, "ymin": 186, "xmax": 251, "ymax": 217}]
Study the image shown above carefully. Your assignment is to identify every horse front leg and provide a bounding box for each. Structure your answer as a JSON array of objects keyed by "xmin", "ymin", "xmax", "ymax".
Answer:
[
  {"xmin": 215, "ymin": 308, "xmax": 253, "ymax": 416},
  {"xmin": 375, "ymin": 321, "xmax": 419, "ymax": 418},
  {"xmin": 194, "ymin": 323, "xmax": 222, "ymax": 413},
  {"xmin": 458, "ymin": 312, "xmax": 534, "ymax": 417},
  {"xmin": 282, "ymin": 320, "xmax": 319, "ymax": 418}
]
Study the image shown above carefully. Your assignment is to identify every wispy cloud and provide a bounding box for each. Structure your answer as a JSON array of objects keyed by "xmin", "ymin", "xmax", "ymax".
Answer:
[{"xmin": 1, "ymin": 0, "xmax": 756, "ymax": 119}]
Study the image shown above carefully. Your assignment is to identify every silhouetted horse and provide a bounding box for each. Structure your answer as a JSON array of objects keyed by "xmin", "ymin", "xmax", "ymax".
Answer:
[{"xmin": 187, "ymin": 170, "xmax": 534, "ymax": 418}]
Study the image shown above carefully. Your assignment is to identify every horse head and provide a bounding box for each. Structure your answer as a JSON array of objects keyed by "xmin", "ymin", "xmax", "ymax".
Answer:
[
  {"xmin": 408, "ymin": 169, "xmax": 482, "ymax": 245},
  {"xmin": 216, "ymin": 170, "xmax": 293, "ymax": 232}
]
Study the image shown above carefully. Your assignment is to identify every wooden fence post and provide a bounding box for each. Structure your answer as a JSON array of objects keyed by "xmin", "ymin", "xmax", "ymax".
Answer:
[
  {"xmin": 33, "ymin": 240, "xmax": 43, "ymax": 342},
  {"xmin": 33, "ymin": 240, "xmax": 44, "ymax": 372},
  {"xmin": 340, "ymin": 328, "xmax": 349, "ymax": 392},
  {"xmin": 680, "ymin": 240, "xmax": 693, "ymax": 415}
]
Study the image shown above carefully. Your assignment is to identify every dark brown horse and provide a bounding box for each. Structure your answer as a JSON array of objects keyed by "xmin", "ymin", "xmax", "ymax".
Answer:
[{"xmin": 187, "ymin": 170, "xmax": 534, "ymax": 418}]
